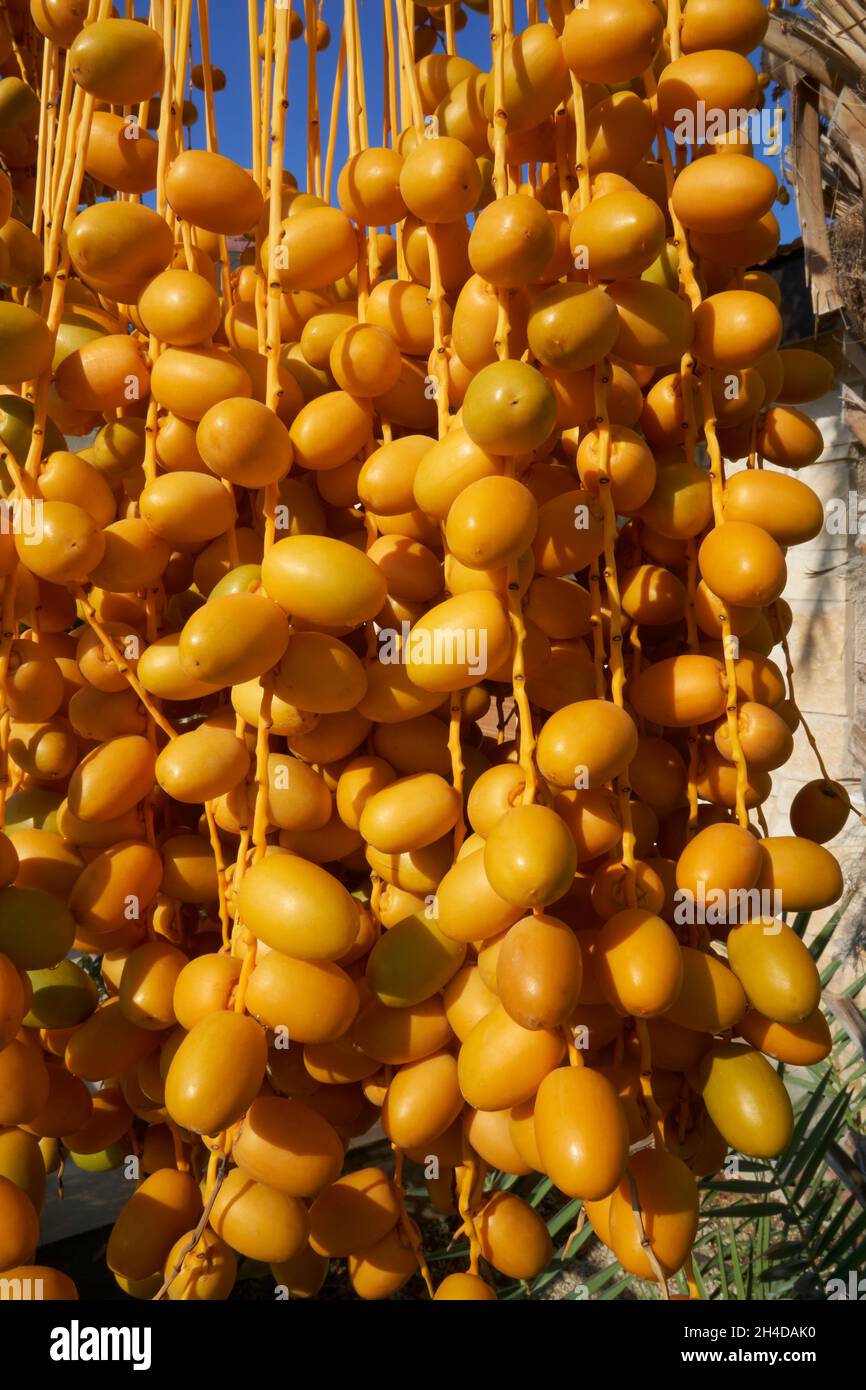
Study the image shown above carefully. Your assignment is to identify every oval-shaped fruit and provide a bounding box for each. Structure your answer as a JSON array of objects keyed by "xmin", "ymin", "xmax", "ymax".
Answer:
[
  {"xmin": 67, "ymin": 736, "xmax": 155, "ymax": 824},
  {"xmin": 620, "ymin": 563, "xmax": 687, "ymax": 625},
  {"xmin": 435, "ymin": 848, "xmax": 523, "ymax": 944},
  {"xmin": 657, "ymin": 51, "xmax": 760, "ymax": 131},
  {"xmin": 758, "ymin": 405, "xmax": 824, "ymax": 469},
  {"xmin": 237, "ymin": 854, "xmax": 359, "ymax": 961},
  {"xmin": 166, "ymin": 150, "xmax": 263, "ymax": 235},
  {"xmin": 672, "ymin": 154, "xmax": 776, "ymax": 234},
  {"xmin": 790, "ymin": 779, "xmax": 850, "ymax": 845},
  {"xmin": 70, "ymin": 18, "xmax": 164, "ymax": 103},
  {"xmin": 136, "ymin": 634, "xmax": 220, "ymax": 703},
  {"xmin": 533, "ymin": 487, "xmax": 606, "ymax": 576},
  {"xmin": 596, "ymin": 908, "xmax": 683, "ymax": 1018},
  {"xmin": 209, "ymin": 1169, "xmax": 308, "ymax": 1263},
  {"xmin": 483, "ymin": 806, "xmax": 577, "ymax": 909},
  {"xmin": 534, "ymin": 1065, "xmax": 629, "ymax": 1200},
  {"xmin": 755, "ymin": 835, "xmax": 844, "ymax": 912},
  {"xmin": 270, "ymin": 1244, "xmax": 329, "ymax": 1299},
  {"xmin": 445, "ymin": 475, "xmax": 537, "ymax": 570},
  {"xmin": 24, "ymin": 959, "xmax": 98, "ymax": 1030},
  {"xmin": 307, "ymin": 1167, "xmax": 401, "ymax": 1257},
  {"xmin": 695, "ymin": 1041, "xmax": 793, "ymax": 1158},
  {"xmin": 233, "ymin": 1096, "xmax": 343, "ymax": 1196},
  {"xmin": 151, "ymin": 346, "xmax": 252, "ymax": 420},
  {"xmin": 177, "ymin": 592, "xmax": 289, "ymax": 687},
  {"xmin": 64, "ymin": 999, "xmax": 160, "ymax": 1082},
  {"xmin": 692, "ymin": 290, "xmax": 782, "ymax": 370},
  {"xmin": 405, "ymin": 590, "xmax": 512, "ymax": 694},
  {"xmin": 726, "ymin": 918, "xmax": 821, "ymax": 1025},
  {"xmin": 714, "ymin": 701, "xmax": 794, "ymax": 773},
  {"xmin": 0, "ymin": 1176, "xmax": 39, "ymax": 1270},
  {"xmin": 663, "ymin": 947, "xmax": 746, "ymax": 1033},
  {"xmin": 347, "ymin": 1222, "xmax": 418, "ymax": 1302},
  {"xmin": 14, "ymin": 500, "xmax": 104, "ymax": 583},
  {"xmin": 271, "ymin": 207, "xmax": 357, "ymax": 290},
  {"xmin": 434, "ymin": 1272, "xmax": 497, "ymax": 1301},
  {"xmin": 262, "ymin": 535, "xmax": 386, "ymax": 628},
  {"xmin": 457, "ymin": 1003, "xmax": 564, "ymax": 1110},
  {"xmin": 0, "ymin": 886, "xmax": 76, "ymax": 969},
  {"xmin": 164, "ymin": 1011, "xmax": 266, "ymax": 1134},
  {"xmin": 107, "ymin": 1169, "xmax": 202, "ymax": 1281},
  {"xmin": 777, "ymin": 347, "xmax": 834, "ymax": 405},
  {"xmin": 699, "ymin": 521, "xmax": 786, "ymax": 608},
  {"xmin": 467, "ymin": 1106, "xmax": 533, "ymax": 1175},
  {"xmin": 67, "ymin": 201, "xmax": 173, "ymax": 300},
  {"xmin": 462, "ymin": 359, "xmax": 557, "ymax": 455},
  {"xmin": 681, "ymin": 0, "xmax": 769, "ymax": 55},
  {"xmin": 352, "ymin": 994, "xmax": 452, "ymax": 1066},
  {"xmin": 156, "ymin": 724, "xmax": 250, "ymax": 804},
  {"xmin": 140, "ymin": 472, "xmax": 237, "ymax": 547},
  {"xmin": 469, "ymin": 193, "xmax": 554, "ymax": 287},
  {"xmin": 382, "ymin": 1049, "xmax": 463, "ymax": 1150},
  {"xmin": 639, "ymin": 457, "xmax": 712, "ymax": 540},
  {"xmin": 570, "ymin": 190, "xmax": 665, "ymax": 281},
  {"xmin": 196, "ymin": 396, "xmax": 292, "ymax": 486},
  {"xmin": 443, "ymin": 965, "xmax": 498, "ymax": 1043},
  {"xmin": 527, "ymin": 282, "xmax": 620, "ymax": 373},
  {"xmin": 608, "ymin": 1147, "xmax": 699, "ymax": 1279},
  {"xmin": 86, "ymin": 110, "xmax": 158, "ymax": 194},
  {"xmin": 0, "ymin": 302, "xmax": 55, "ymax": 385},
  {"xmin": 496, "ymin": 913, "xmax": 582, "ymax": 1031},
  {"xmin": 738, "ymin": 1007, "xmax": 832, "ymax": 1066},
  {"xmin": 172, "ymin": 954, "xmax": 242, "ymax": 1033},
  {"xmin": 164, "ymin": 1228, "xmax": 237, "ymax": 1302},
  {"xmin": 675, "ymin": 822, "xmax": 763, "ymax": 901},
  {"xmin": 479, "ymin": 23, "xmax": 567, "ymax": 131},
  {"xmin": 288, "ymin": 390, "xmax": 372, "ymax": 471},
  {"xmin": 536, "ymin": 698, "xmax": 638, "ymax": 789},
  {"xmin": 365, "ymin": 912, "xmax": 466, "ymax": 1009},
  {"xmin": 118, "ymin": 940, "xmax": 186, "ymax": 1030},
  {"xmin": 476, "ymin": 1191, "xmax": 552, "ymax": 1280},
  {"xmin": 245, "ymin": 951, "xmax": 358, "ymax": 1043},
  {"xmin": 338, "ymin": 145, "xmax": 405, "ymax": 225},
  {"xmin": 399, "ymin": 135, "xmax": 482, "ymax": 223},
  {"xmin": 360, "ymin": 773, "xmax": 460, "ymax": 855},
  {"xmin": 606, "ymin": 280, "xmax": 694, "ymax": 366},
  {"xmin": 630, "ymin": 654, "xmax": 727, "ymax": 727},
  {"xmin": 563, "ymin": 0, "xmax": 662, "ymax": 82}
]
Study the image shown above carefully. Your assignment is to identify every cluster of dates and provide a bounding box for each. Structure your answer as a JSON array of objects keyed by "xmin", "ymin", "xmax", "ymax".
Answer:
[{"xmin": 0, "ymin": 0, "xmax": 851, "ymax": 1301}]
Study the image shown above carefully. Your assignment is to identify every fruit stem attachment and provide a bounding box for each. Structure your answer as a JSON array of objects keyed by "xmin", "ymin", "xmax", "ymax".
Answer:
[
  {"xmin": 153, "ymin": 1151, "xmax": 228, "ymax": 1301},
  {"xmin": 392, "ymin": 1142, "xmax": 434, "ymax": 1296},
  {"xmin": 625, "ymin": 1164, "xmax": 669, "ymax": 1300},
  {"xmin": 72, "ymin": 588, "xmax": 177, "ymax": 740}
]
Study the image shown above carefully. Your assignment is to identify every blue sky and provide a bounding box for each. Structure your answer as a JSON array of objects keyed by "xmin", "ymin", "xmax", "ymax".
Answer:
[{"xmin": 177, "ymin": 0, "xmax": 798, "ymax": 242}]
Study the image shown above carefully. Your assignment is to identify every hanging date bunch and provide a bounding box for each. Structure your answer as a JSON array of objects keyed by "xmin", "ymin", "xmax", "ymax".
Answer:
[{"xmin": 0, "ymin": 0, "xmax": 854, "ymax": 1303}]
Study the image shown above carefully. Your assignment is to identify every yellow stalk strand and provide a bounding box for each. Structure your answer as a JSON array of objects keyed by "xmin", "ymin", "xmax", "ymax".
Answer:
[
  {"xmin": 383, "ymin": 0, "xmax": 399, "ymax": 145},
  {"xmin": 196, "ymin": 0, "xmax": 220, "ymax": 155},
  {"xmin": 324, "ymin": 31, "xmax": 347, "ymax": 205},
  {"xmin": 0, "ymin": 568, "xmax": 19, "ymax": 830},
  {"xmin": 457, "ymin": 1146, "xmax": 482, "ymax": 1276},
  {"xmin": 392, "ymin": 1143, "xmax": 434, "ymax": 1296},
  {"xmin": 73, "ymin": 589, "xmax": 177, "ymax": 739},
  {"xmin": 305, "ymin": 0, "xmax": 321, "ymax": 194}
]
